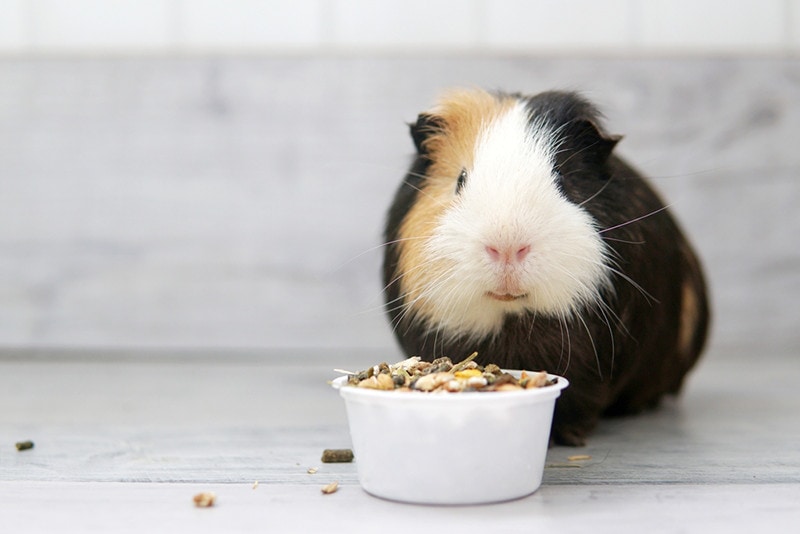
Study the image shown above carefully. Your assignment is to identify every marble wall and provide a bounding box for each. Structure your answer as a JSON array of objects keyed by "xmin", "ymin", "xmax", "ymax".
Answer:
[{"xmin": 1, "ymin": 57, "xmax": 798, "ymax": 353}]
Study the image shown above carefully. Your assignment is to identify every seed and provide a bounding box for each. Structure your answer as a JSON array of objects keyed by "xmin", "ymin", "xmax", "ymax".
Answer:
[
  {"xmin": 307, "ymin": 467, "xmax": 319, "ymax": 474},
  {"xmin": 15, "ymin": 440, "xmax": 34, "ymax": 451},
  {"xmin": 414, "ymin": 361, "xmax": 432, "ymax": 373},
  {"xmin": 484, "ymin": 363, "xmax": 502, "ymax": 375},
  {"xmin": 428, "ymin": 357, "xmax": 453, "ymax": 373},
  {"xmin": 193, "ymin": 492, "xmax": 216, "ymax": 507},
  {"xmin": 321, "ymin": 449, "xmax": 354, "ymax": 463},
  {"xmin": 444, "ymin": 379, "xmax": 464, "ymax": 392},
  {"xmin": 454, "ymin": 369, "xmax": 482, "ymax": 379},
  {"xmin": 466, "ymin": 376, "xmax": 488, "ymax": 388},
  {"xmin": 321, "ymin": 481, "xmax": 339, "ymax": 494},
  {"xmin": 494, "ymin": 383, "xmax": 523, "ymax": 392},
  {"xmin": 524, "ymin": 371, "xmax": 550, "ymax": 389},
  {"xmin": 412, "ymin": 372, "xmax": 451, "ymax": 391},
  {"xmin": 491, "ymin": 373, "xmax": 519, "ymax": 387},
  {"xmin": 394, "ymin": 356, "xmax": 421, "ymax": 369},
  {"xmin": 392, "ymin": 372, "xmax": 407, "ymax": 387},
  {"xmin": 376, "ymin": 372, "xmax": 395, "ymax": 390},
  {"xmin": 356, "ymin": 376, "xmax": 380, "ymax": 389}
]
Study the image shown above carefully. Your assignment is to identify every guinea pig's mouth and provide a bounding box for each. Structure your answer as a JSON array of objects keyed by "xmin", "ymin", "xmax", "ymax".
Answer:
[{"xmin": 486, "ymin": 291, "xmax": 528, "ymax": 302}]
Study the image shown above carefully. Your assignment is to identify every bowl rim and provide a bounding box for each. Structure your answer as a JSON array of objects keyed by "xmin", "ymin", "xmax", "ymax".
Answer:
[{"xmin": 332, "ymin": 370, "xmax": 568, "ymax": 403}]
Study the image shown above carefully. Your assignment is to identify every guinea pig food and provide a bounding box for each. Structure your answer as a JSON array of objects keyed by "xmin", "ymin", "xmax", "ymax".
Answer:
[{"xmin": 341, "ymin": 353, "xmax": 557, "ymax": 393}]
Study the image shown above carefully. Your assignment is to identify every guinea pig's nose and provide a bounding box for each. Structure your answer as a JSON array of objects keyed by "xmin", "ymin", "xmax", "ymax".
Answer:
[{"xmin": 486, "ymin": 244, "xmax": 531, "ymax": 264}]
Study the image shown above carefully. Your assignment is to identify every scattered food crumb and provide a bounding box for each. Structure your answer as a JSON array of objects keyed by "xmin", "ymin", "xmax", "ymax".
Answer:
[
  {"xmin": 567, "ymin": 455, "xmax": 592, "ymax": 462},
  {"xmin": 193, "ymin": 492, "xmax": 216, "ymax": 508},
  {"xmin": 321, "ymin": 481, "xmax": 339, "ymax": 495},
  {"xmin": 252, "ymin": 481, "xmax": 259, "ymax": 490},
  {"xmin": 307, "ymin": 467, "xmax": 319, "ymax": 474},
  {"xmin": 321, "ymin": 449, "xmax": 354, "ymax": 463},
  {"xmin": 15, "ymin": 440, "xmax": 34, "ymax": 451}
]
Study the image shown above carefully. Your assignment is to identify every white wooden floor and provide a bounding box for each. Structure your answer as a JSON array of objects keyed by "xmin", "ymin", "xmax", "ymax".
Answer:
[{"xmin": 2, "ymin": 347, "xmax": 799, "ymax": 533}]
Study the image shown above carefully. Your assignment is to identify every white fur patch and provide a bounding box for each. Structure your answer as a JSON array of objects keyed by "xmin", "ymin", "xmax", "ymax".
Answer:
[{"xmin": 420, "ymin": 101, "xmax": 610, "ymax": 339}]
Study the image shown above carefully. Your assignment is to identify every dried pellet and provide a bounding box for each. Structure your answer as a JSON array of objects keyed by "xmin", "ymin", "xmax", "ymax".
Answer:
[{"xmin": 321, "ymin": 448, "xmax": 354, "ymax": 463}]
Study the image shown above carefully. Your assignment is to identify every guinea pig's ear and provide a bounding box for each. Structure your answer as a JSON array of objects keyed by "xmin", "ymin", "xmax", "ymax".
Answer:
[
  {"xmin": 409, "ymin": 113, "xmax": 444, "ymax": 155},
  {"xmin": 571, "ymin": 119, "xmax": 622, "ymax": 162}
]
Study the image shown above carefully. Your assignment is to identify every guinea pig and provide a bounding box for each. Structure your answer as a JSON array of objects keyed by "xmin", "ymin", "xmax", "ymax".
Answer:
[{"xmin": 382, "ymin": 88, "xmax": 710, "ymax": 446}]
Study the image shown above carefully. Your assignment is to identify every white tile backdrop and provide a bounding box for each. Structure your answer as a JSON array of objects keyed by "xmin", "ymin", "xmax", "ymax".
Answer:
[
  {"xmin": 1, "ymin": 57, "xmax": 799, "ymax": 352},
  {"xmin": 1, "ymin": 0, "xmax": 799, "ymax": 353},
  {"xmin": 29, "ymin": 0, "xmax": 173, "ymax": 50},
  {"xmin": 0, "ymin": 0, "xmax": 798, "ymax": 55}
]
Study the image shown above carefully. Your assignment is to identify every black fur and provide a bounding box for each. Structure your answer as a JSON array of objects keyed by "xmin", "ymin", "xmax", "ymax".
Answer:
[{"xmin": 383, "ymin": 91, "xmax": 710, "ymax": 446}]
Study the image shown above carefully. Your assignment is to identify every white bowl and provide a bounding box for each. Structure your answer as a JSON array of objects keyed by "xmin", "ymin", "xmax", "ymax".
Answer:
[{"xmin": 332, "ymin": 371, "xmax": 568, "ymax": 505}]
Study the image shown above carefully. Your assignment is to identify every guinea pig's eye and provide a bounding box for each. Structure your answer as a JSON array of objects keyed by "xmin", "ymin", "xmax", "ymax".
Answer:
[{"xmin": 456, "ymin": 168, "xmax": 468, "ymax": 194}]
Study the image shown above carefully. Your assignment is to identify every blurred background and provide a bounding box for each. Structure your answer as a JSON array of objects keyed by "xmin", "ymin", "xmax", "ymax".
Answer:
[{"xmin": 1, "ymin": 0, "xmax": 798, "ymax": 357}]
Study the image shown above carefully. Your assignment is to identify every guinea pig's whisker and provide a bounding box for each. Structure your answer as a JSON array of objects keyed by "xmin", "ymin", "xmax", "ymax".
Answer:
[
  {"xmin": 402, "ymin": 169, "xmax": 432, "ymax": 181},
  {"xmin": 573, "ymin": 312, "xmax": 603, "ymax": 381},
  {"xmin": 357, "ymin": 294, "xmax": 408, "ymax": 318},
  {"xmin": 590, "ymin": 301, "xmax": 620, "ymax": 379},
  {"xmin": 381, "ymin": 256, "xmax": 445, "ymax": 299},
  {"xmin": 607, "ymin": 265, "xmax": 657, "ymax": 305},
  {"xmin": 556, "ymin": 315, "xmax": 572, "ymax": 375},
  {"xmin": 524, "ymin": 309, "xmax": 538, "ymax": 342},
  {"xmin": 559, "ymin": 250, "xmax": 657, "ymax": 306},
  {"xmin": 439, "ymin": 278, "xmax": 477, "ymax": 340},
  {"xmin": 338, "ymin": 235, "xmax": 437, "ymax": 272},
  {"xmin": 602, "ymin": 245, "xmax": 634, "ymax": 280},
  {"xmin": 354, "ymin": 252, "xmax": 446, "ymax": 320},
  {"xmin": 599, "ymin": 205, "xmax": 673, "ymax": 234},
  {"xmin": 415, "ymin": 270, "xmax": 460, "ymax": 312},
  {"xmin": 579, "ymin": 177, "xmax": 614, "ymax": 207},
  {"xmin": 417, "ymin": 269, "xmax": 470, "ymax": 329},
  {"xmin": 388, "ymin": 297, "xmax": 418, "ymax": 336},
  {"xmin": 388, "ymin": 270, "xmax": 451, "ymax": 331},
  {"xmin": 379, "ymin": 253, "xmax": 441, "ymax": 294},
  {"xmin": 546, "ymin": 257, "xmax": 607, "ymax": 300},
  {"xmin": 383, "ymin": 292, "xmax": 427, "ymax": 329},
  {"xmin": 595, "ymin": 297, "xmax": 630, "ymax": 339},
  {"xmin": 552, "ymin": 136, "xmax": 605, "ymax": 168},
  {"xmin": 602, "ymin": 237, "xmax": 646, "ymax": 245},
  {"xmin": 399, "ymin": 175, "xmax": 451, "ymax": 210}
]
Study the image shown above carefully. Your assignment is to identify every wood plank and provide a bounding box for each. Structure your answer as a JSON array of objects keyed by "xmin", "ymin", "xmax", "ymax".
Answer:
[
  {"xmin": 1, "ymin": 347, "xmax": 799, "ymax": 532},
  {"xmin": 1, "ymin": 482, "xmax": 799, "ymax": 533}
]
